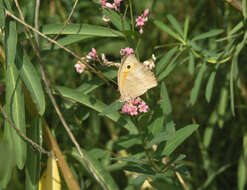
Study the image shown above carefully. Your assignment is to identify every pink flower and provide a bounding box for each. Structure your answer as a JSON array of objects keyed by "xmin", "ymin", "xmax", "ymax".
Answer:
[
  {"xmin": 136, "ymin": 16, "xmax": 145, "ymax": 27},
  {"xmin": 135, "ymin": 9, "xmax": 150, "ymax": 34},
  {"xmin": 105, "ymin": 2, "xmax": 116, "ymax": 9},
  {"xmin": 121, "ymin": 97, "xmax": 149, "ymax": 116},
  {"xmin": 100, "ymin": 0, "xmax": 107, "ymax": 7},
  {"xmin": 138, "ymin": 102, "xmax": 149, "ymax": 113},
  {"xmin": 87, "ymin": 48, "xmax": 98, "ymax": 60},
  {"xmin": 143, "ymin": 9, "xmax": 149, "ymax": 17},
  {"xmin": 122, "ymin": 102, "xmax": 131, "ymax": 113},
  {"xmin": 74, "ymin": 63, "xmax": 85, "ymax": 74},
  {"xmin": 129, "ymin": 105, "xmax": 138, "ymax": 115},
  {"xmin": 132, "ymin": 97, "xmax": 141, "ymax": 105},
  {"xmin": 120, "ymin": 47, "xmax": 134, "ymax": 56}
]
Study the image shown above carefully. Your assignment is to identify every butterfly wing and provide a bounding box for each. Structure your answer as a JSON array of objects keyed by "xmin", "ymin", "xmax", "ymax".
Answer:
[{"xmin": 118, "ymin": 55, "xmax": 157, "ymax": 101}]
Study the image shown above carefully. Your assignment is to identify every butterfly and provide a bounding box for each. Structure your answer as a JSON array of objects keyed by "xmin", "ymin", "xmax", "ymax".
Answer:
[{"xmin": 118, "ymin": 54, "xmax": 157, "ymax": 102}]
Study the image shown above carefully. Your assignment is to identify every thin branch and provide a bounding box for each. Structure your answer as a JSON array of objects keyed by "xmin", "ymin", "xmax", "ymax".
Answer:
[
  {"xmin": 7, "ymin": 7, "xmax": 108, "ymax": 190},
  {"xmin": 224, "ymin": 0, "xmax": 242, "ymax": 12},
  {"xmin": 175, "ymin": 171, "xmax": 189, "ymax": 190},
  {"xmin": 34, "ymin": 0, "xmax": 40, "ymax": 48},
  {"xmin": 5, "ymin": 10, "xmax": 108, "ymax": 83},
  {"xmin": 53, "ymin": 0, "xmax": 79, "ymax": 41},
  {"xmin": 0, "ymin": 103, "xmax": 52, "ymax": 157}
]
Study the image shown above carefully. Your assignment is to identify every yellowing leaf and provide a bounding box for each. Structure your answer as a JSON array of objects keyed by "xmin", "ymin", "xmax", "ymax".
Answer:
[{"xmin": 39, "ymin": 156, "xmax": 61, "ymax": 190}]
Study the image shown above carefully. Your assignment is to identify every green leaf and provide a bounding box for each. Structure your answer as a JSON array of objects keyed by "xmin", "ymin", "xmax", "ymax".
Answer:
[
  {"xmin": 160, "ymin": 82, "xmax": 172, "ymax": 115},
  {"xmin": 205, "ymin": 71, "xmax": 216, "ymax": 102},
  {"xmin": 56, "ymin": 86, "xmax": 137, "ymax": 134},
  {"xmin": 78, "ymin": 70, "xmax": 117, "ymax": 95},
  {"xmin": 229, "ymin": 21, "xmax": 243, "ymax": 36},
  {"xmin": 147, "ymin": 131, "xmax": 173, "ymax": 148},
  {"xmin": 0, "ymin": 0, "xmax": 5, "ymax": 28},
  {"xmin": 103, "ymin": 9, "xmax": 130, "ymax": 31},
  {"xmin": 161, "ymin": 124, "xmax": 199, "ymax": 156},
  {"xmin": 243, "ymin": 0, "xmax": 247, "ymax": 18},
  {"xmin": 153, "ymin": 20, "xmax": 184, "ymax": 43},
  {"xmin": 188, "ymin": 51, "xmax": 195, "ymax": 75},
  {"xmin": 17, "ymin": 49, "xmax": 46, "ymax": 115},
  {"xmin": 114, "ymin": 135, "xmax": 141, "ymax": 150},
  {"xmin": 217, "ymin": 86, "xmax": 228, "ymax": 128},
  {"xmin": 5, "ymin": 61, "xmax": 26, "ymax": 169},
  {"xmin": 157, "ymin": 52, "xmax": 181, "ymax": 81},
  {"xmin": 0, "ymin": 128, "xmax": 15, "ymax": 189},
  {"xmin": 190, "ymin": 62, "xmax": 207, "ymax": 105},
  {"xmin": 71, "ymin": 148, "xmax": 120, "ymax": 190},
  {"xmin": 41, "ymin": 24, "xmax": 124, "ymax": 37},
  {"xmin": 167, "ymin": 14, "xmax": 183, "ymax": 37},
  {"xmin": 25, "ymin": 117, "xmax": 42, "ymax": 190},
  {"xmin": 238, "ymin": 154, "xmax": 247, "ymax": 190},
  {"xmin": 184, "ymin": 16, "xmax": 190, "ymax": 41},
  {"xmin": 41, "ymin": 35, "xmax": 94, "ymax": 50},
  {"xmin": 99, "ymin": 101, "xmax": 124, "ymax": 116},
  {"xmin": 155, "ymin": 47, "xmax": 178, "ymax": 75},
  {"xmin": 5, "ymin": 20, "xmax": 17, "ymax": 67},
  {"xmin": 191, "ymin": 29, "xmax": 224, "ymax": 41}
]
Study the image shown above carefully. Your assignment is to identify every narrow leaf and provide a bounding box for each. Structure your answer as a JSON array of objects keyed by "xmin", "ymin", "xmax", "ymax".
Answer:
[
  {"xmin": 56, "ymin": 86, "xmax": 137, "ymax": 134},
  {"xmin": 157, "ymin": 52, "xmax": 181, "ymax": 81},
  {"xmin": 71, "ymin": 149, "xmax": 120, "ymax": 190},
  {"xmin": 192, "ymin": 29, "xmax": 224, "ymax": 41},
  {"xmin": 155, "ymin": 47, "xmax": 178, "ymax": 75},
  {"xmin": 161, "ymin": 124, "xmax": 199, "ymax": 156},
  {"xmin": 205, "ymin": 71, "xmax": 216, "ymax": 102},
  {"xmin": 154, "ymin": 20, "xmax": 184, "ymax": 43},
  {"xmin": 188, "ymin": 51, "xmax": 195, "ymax": 75},
  {"xmin": 160, "ymin": 82, "xmax": 172, "ymax": 115},
  {"xmin": 17, "ymin": 50, "xmax": 46, "ymax": 115},
  {"xmin": 5, "ymin": 63, "xmax": 26, "ymax": 169},
  {"xmin": 0, "ymin": 0, "xmax": 5, "ymax": 28},
  {"xmin": 99, "ymin": 101, "xmax": 125, "ymax": 116},
  {"xmin": 184, "ymin": 16, "xmax": 190, "ymax": 41},
  {"xmin": 167, "ymin": 14, "xmax": 183, "ymax": 37},
  {"xmin": 41, "ymin": 24, "xmax": 124, "ymax": 37},
  {"xmin": 190, "ymin": 62, "xmax": 207, "ymax": 105},
  {"xmin": 243, "ymin": 0, "xmax": 247, "ymax": 18},
  {"xmin": 6, "ymin": 20, "xmax": 17, "ymax": 67},
  {"xmin": 25, "ymin": 117, "xmax": 42, "ymax": 190}
]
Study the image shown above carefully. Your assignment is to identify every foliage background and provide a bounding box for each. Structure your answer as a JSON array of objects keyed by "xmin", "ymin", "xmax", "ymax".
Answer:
[{"xmin": 0, "ymin": 0, "xmax": 247, "ymax": 190}]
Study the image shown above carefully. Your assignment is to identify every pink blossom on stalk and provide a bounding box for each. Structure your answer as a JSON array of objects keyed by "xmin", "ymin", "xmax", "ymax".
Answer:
[
  {"xmin": 121, "ymin": 97, "xmax": 149, "ymax": 116},
  {"xmin": 135, "ymin": 8, "xmax": 150, "ymax": 34},
  {"xmin": 129, "ymin": 105, "xmax": 138, "ymax": 115},
  {"xmin": 74, "ymin": 63, "xmax": 85, "ymax": 74},
  {"xmin": 132, "ymin": 97, "xmax": 141, "ymax": 105},
  {"xmin": 120, "ymin": 47, "xmax": 134, "ymax": 56},
  {"xmin": 87, "ymin": 48, "xmax": 99, "ymax": 60},
  {"xmin": 138, "ymin": 102, "xmax": 149, "ymax": 113}
]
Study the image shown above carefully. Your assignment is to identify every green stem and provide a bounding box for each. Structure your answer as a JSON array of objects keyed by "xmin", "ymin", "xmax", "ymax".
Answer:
[
  {"xmin": 132, "ymin": 117, "xmax": 160, "ymax": 172},
  {"xmin": 128, "ymin": 0, "xmax": 135, "ymax": 32}
]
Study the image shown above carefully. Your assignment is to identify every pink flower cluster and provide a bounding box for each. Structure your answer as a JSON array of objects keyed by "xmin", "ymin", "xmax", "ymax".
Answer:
[
  {"xmin": 120, "ymin": 47, "xmax": 134, "ymax": 56},
  {"xmin": 74, "ymin": 62, "xmax": 86, "ymax": 74},
  {"xmin": 121, "ymin": 97, "xmax": 149, "ymax": 116},
  {"xmin": 136, "ymin": 9, "xmax": 149, "ymax": 34},
  {"xmin": 75, "ymin": 48, "xmax": 99, "ymax": 74},
  {"xmin": 99, "ymin": 0, "xmax": 124, "ymax": 11}
]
